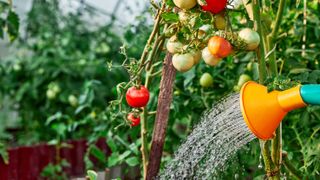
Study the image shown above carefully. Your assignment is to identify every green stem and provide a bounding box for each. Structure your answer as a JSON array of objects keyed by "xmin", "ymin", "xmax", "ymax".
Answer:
[
  {"xmin": 138, "ymin": 2, "xmax": 165, "ymax": 71},
  {"xmin": 271, "ymin": 124, "xmax": 281, "ymax": 168},
  {"xmin": 141, "ymin": 34, "xmax": 165, "ymax": 180},
  {"xmin": 282, "ymin": 152, "xmax": 303, "ymax": 179},
  {"xmin": 259, "ymin": 140, "xmax": 276, "ymax": 179},
  {"xmin": 251, "ymin": 1, "xmax": 285, "ymax": 179},
  {"xmin": 267, "ymin": 0, "xmax": 286, "ymax": 76},
  {"xmin": 252, "ymin": 0, "xmax": 268, "ymax": 84},
  {"xmin": 268, "ymin": 1, "xmax": 286, "ymax": 178}
]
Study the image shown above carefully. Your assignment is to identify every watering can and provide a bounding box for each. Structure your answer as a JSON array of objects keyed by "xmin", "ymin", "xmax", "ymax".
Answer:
[{"xmin": 240, "ymin": 81, "xmax": 320, "ymax": 140}]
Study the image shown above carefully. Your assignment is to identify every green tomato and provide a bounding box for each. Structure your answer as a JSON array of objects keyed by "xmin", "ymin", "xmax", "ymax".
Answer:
[
  {"xmin": 13, "ymin": 64, "xmax": 22, "ymax": 71},
  {"xmin": 52, "ymin": 85, "xmax": 61, "ymax": 94},
  {"xmin": 214, "ymin": 14, "xmax": 226, "ymax": 30},
  {"xmin": 166, "ymin": 36, "xmax": 183, "ymax": 54},
  {"xmin": 237, "ymin": 74, "xmax": 252, "ymax": 88},
  {"xmin": 68, "ymin": 95, "xmax": 78, "ymax": 107},
  {"xmin": 172, "ymin": 53, "xmax": 194, "ymax": 72},
  {"xmin": 202, "ymin": 47, "xmax": 222, "ymax": 66},
  {"xmin": 246, "ymin": 62, "xmax": 253, "ymax": 72},
  {"xmin": 90, "ymin": 111, "xmax": 97, "ymax": 119},
  {"xmin": 200, "ymin": 73, "xmax": 214, "ymax": 88},
  {"xmin": 191, "ymin": 50, "xmax": 202, "ymax": 64},
  {"xmin": 173, "ymin": 0, "xmax": 197, "ymax": 10},
  {"xmin": 46, "ymin": 89, "xmax": 56, "ymax": 100},
  {"xmin": 233, "ymin": 85, "xmax": 241, "ymax": 92},
  {"xmin": 239, "ymin": 28, "xmax": 260, "ymax": 51},
  {"xmin": 174, "ymin": 90, "xmax": 181, "ymax": 96}
]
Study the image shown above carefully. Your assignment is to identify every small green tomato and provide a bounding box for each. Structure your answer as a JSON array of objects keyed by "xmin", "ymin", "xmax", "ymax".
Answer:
[{"xmin": 200, "ymin": 73, "xmax": 214, "ymax": 88}]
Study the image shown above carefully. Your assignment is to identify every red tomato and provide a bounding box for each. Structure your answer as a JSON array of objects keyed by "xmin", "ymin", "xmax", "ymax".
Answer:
[
  {"xmin": 127, "ymin": 113, "xmax": 140, "ymax": 126},
  {"xmin": 126, "ymin": 86, "xmax": 150, "ymax": 108},
  {"xmin": 201, "ymin": 0, "xmax": 228, "ymax": 14},
  {"xmin": 208, "ymin": 36, "xmax": 232, "ymax": 58}
]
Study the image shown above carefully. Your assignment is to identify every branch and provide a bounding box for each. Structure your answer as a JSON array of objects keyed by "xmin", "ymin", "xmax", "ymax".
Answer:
[
  {"xmin": 270, "ymin": 0, "xmax": 286, "ymax": 39},
  {"xmin": 138, "ymin": 2, "xmax": 166, "ymax": 70},
  {"xmin": 267, "ymin": 0, "xmax": 286, "ymax": 76}
]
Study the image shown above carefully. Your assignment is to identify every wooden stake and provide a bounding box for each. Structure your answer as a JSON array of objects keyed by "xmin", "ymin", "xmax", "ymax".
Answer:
[{"xmin": 146, "ymin": 53, "xmax": 176, "ymax": 179}]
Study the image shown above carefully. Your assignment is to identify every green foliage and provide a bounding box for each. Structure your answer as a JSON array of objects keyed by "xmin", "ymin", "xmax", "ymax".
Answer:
[
  {"xmin": 0, "ymin": 1, "xmax": 19, "ymax": 42},
  {"xmin": 0, "ymin": 0, "xmax": 127, "ymax": 145},
  {"xmin": 86, "ymin": 170, "xmax": 98, "ymax": 180},
  {"xmin": 41, "ymin": 159, "xmax": 70, "ymax": 180}
]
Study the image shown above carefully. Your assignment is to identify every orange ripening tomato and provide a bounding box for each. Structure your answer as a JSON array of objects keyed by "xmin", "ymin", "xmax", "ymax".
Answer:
[{"xmin": 208, "ymin": 36, "xmax": 232, "ymax": 58}]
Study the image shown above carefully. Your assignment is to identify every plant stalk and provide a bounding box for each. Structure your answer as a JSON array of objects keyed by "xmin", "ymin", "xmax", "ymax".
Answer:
[
  {"xmin": 268, "ymin": 1, "xmax": 286, "ymax": 178},
  {"xmin": 282, "ymin": 152, "xmax": 303, "ymax": 179},
  {"xmin": 252, "ymin": 0, "xmax": 268, "ymax": 84},
  {"xmin": 139, "ymin": 1, "xmax": 166, "ymax": 178},
  {"xmin": 266, "ymin": 0, "xmax": 286, "ymax": 76}
]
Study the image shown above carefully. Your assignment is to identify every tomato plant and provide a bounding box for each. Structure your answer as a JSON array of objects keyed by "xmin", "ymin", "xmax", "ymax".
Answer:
[{"xmin": 0, "ymin": 0, "xmax": 320, "ymax": 179}]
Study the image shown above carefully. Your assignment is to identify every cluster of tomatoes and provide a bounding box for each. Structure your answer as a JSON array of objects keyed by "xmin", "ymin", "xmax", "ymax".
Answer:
[
  {"xmin": 168, "ymin": 0, "xmax": 261, "ymax": 87},
  {"xmin": 125, "ymin": 0, "xmax": 261, "ymax": 126},
  {"xmin": 126, "ymin": 86, "xmax": 150, "ymax": 126}
]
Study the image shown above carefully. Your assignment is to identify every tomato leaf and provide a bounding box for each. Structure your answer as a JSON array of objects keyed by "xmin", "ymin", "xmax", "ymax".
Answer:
[
  {"xmin": 0, "ymin": 143, "xmax": 8, "ymax": 165},
  {"xmin": 107, "ymin": 152, "xmax": 120, "ymax": 167},
  {"xmin": 161, "ymin": 12, "xmax": 179, "ymax": 23},
  {"xmin": 125, "ymin": 156, "xmax": 140, "ymax": 167},
  {"xmin": 90, "ymin": 145, "xmax": 107, "ymax": 163},
  {"xmin": 6, "ymin": 10, "xmax": 19, "ymax": 42},
  {"xmin": 87, "ymin": 170, "xmax": 98, "ymax": 180}
]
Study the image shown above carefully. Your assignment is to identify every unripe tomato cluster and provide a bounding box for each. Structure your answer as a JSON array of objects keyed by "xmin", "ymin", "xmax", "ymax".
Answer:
[
  {"xmin": 46, "ymin": 82, "xmax": 61, "ymax": 100},
  {"xmin": 167, "ymin": 0, "xmax": 261, "ymax": 89},
  {"xmin": 125, "ymin": 85, "xmax": 150, "ymax": 126}
]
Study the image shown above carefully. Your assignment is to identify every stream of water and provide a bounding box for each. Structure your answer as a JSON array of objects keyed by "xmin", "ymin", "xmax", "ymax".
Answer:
[{"xmin": 159, "ymin": 94, "xmax": 256, "ymax": 179}]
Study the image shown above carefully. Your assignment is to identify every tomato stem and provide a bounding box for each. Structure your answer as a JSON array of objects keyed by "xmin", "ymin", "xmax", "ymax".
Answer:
[{"xmin": 251, "ymin": 0, "xmax": 286, "ymax": 179}]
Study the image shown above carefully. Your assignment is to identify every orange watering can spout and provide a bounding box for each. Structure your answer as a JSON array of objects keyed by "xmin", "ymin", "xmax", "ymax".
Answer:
[{"xmin": 240, "ymin": 82, "xmax": 307, "ymax": 140}]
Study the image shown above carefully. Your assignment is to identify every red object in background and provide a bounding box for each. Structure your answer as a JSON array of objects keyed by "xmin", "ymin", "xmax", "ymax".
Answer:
[
  {"xmin": 73, "ymin": 139, "xmax": 87, "ymax": 176},
  {"xmin": 18, "ymin": 147, "xmax": 40, "ymax": 179},
  {"xmin": 201, "ymin": 0, "xmax": 228, "ymax": 14},
  {"xmin": 60, "ymin": 143, "xmax": 74, "ymax": 175},
  {"xmin": 0, "ymin": 138, "xmax": 109, "ymax": 180},
  {"xmin": 0, "ymin": 148, "xmax": 19, "ymax": 179}
]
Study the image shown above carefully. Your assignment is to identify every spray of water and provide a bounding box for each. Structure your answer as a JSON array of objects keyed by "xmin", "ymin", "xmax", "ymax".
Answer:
[{"xmin": 159, "ymin": 94, "xmax": 256, "ymax": 179}]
